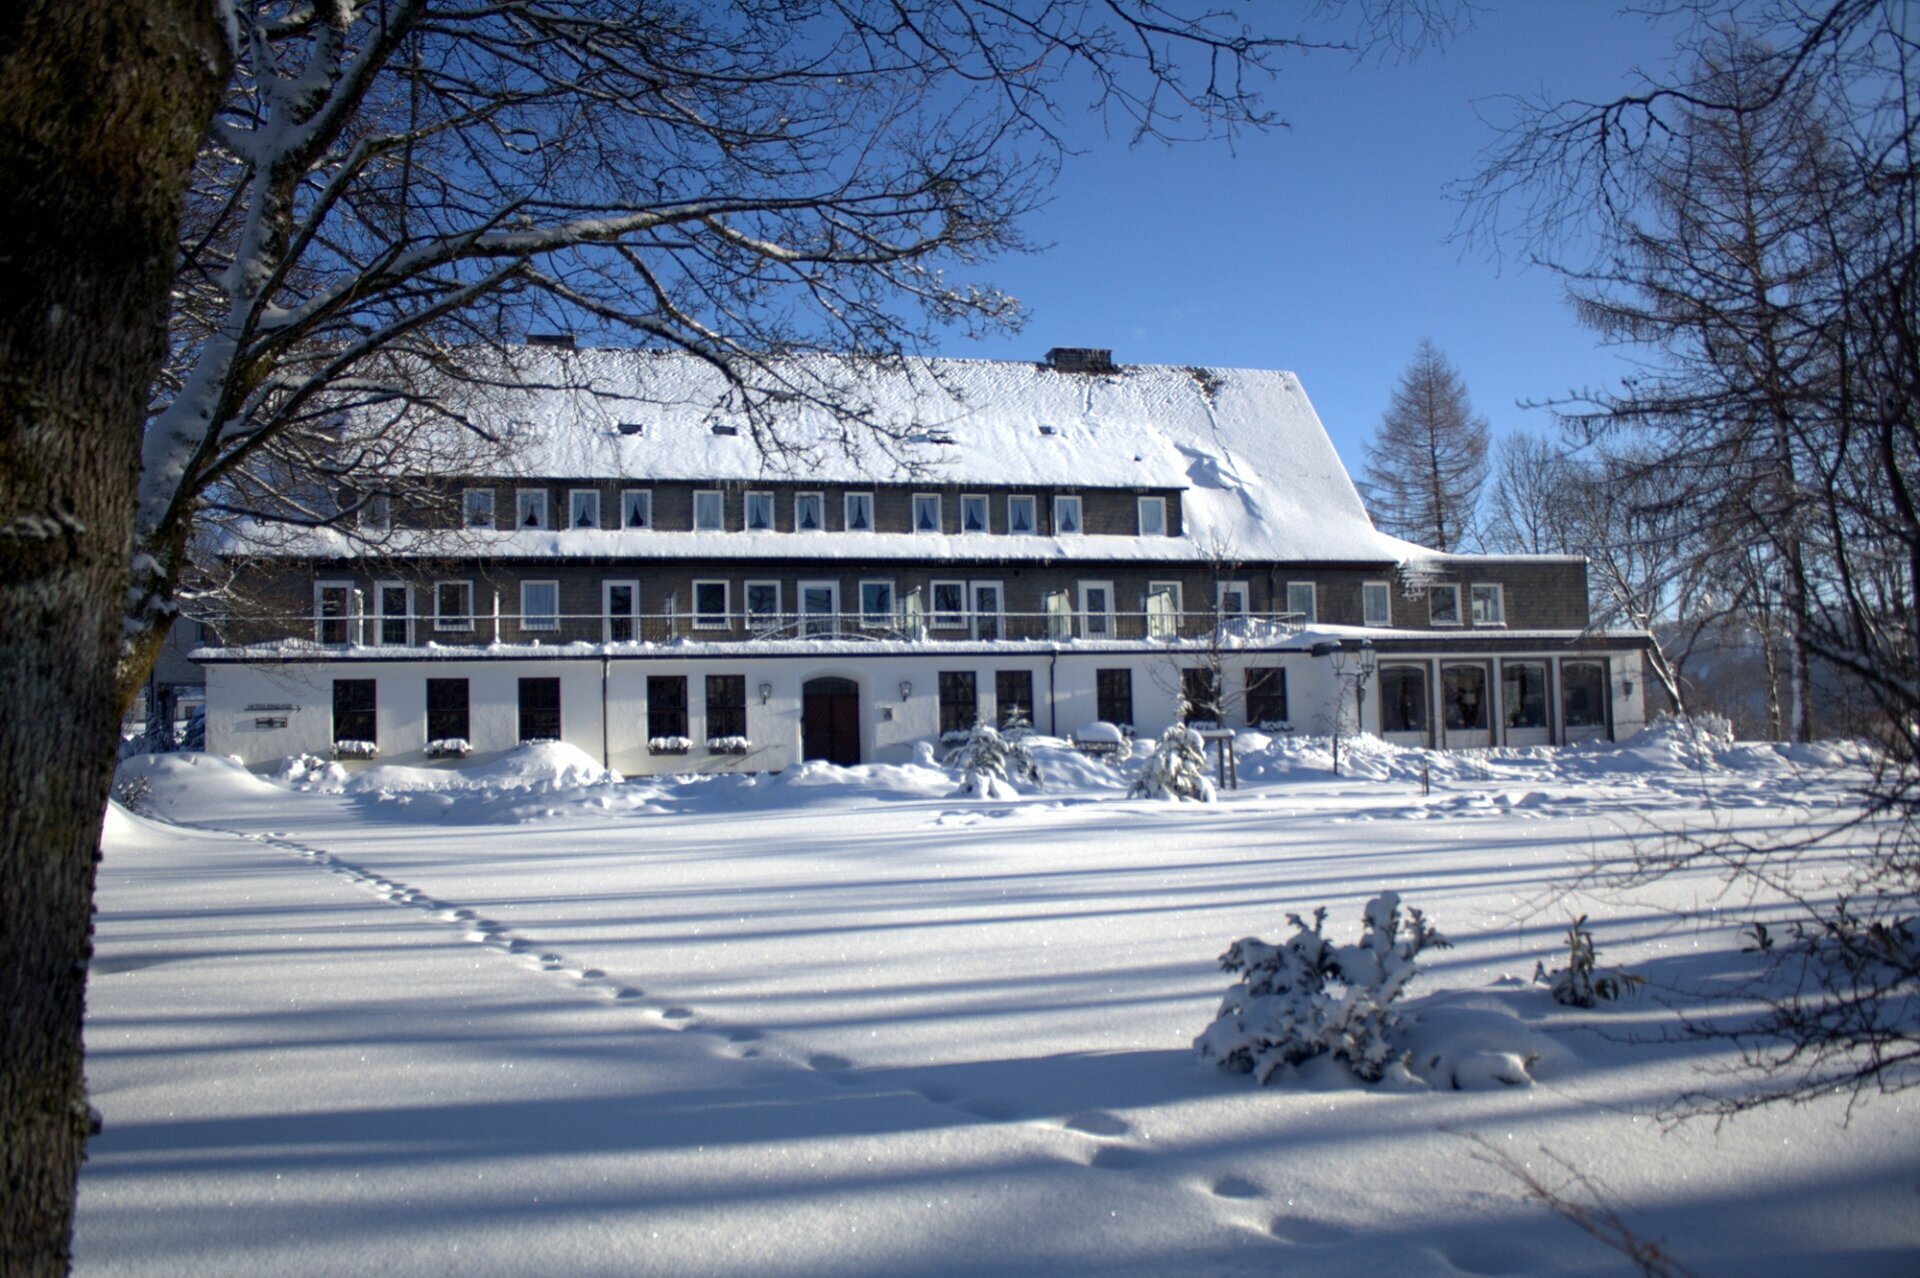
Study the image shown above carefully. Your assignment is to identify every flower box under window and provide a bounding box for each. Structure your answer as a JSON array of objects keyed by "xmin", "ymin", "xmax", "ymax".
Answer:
[
  {"xmin": 648, "ymin": 735, "xmax": 692, "ymax": 755},
  {"xmin": 707, "ymin": 735, "xmax": 751, "ymax": 755},
  {"xmin": 332, "ymin": 739, "xmax": 379, "ymax": 760},
  {"xmin": 425, "ymin": 737, "xmax": 472, "ymax": 759}
]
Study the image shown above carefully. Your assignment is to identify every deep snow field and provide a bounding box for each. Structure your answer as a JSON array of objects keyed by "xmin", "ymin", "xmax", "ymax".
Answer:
[{"xmin": 76, "ymin": 726, "xmax": 1919, "ymax": 1276}]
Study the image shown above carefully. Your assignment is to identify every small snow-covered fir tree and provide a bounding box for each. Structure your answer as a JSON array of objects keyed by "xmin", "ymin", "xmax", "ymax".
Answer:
[
  {"xmin": 1194, "ymin": 892, "xmax": 1451, "ymax": 1083},
  {"xmin": 944, "ymin": 721, "xmax": 1039, "ymax": 800},
  {"xmin": 1130, "ymin": 722, "xmax": 1214, "ymax": 801}
]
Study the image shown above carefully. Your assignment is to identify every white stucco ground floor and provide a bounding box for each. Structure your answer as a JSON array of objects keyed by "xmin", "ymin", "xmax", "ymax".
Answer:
[{"xmin": 198, "ymin": 630, "xmax": 1651, "ymax": 775}]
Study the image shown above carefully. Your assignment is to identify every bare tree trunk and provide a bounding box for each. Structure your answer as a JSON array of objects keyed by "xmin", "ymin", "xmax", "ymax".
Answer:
[{"xmin": 0, "ymin": 5, "xmax": 223, "ymax": 1272}]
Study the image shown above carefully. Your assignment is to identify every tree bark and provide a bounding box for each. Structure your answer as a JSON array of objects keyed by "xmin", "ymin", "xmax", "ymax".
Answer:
[{"xmin": 0, "ymin": 5, "xmax": 223, "ymax": 1272}]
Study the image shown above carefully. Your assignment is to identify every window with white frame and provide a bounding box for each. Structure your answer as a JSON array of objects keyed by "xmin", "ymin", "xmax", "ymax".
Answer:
[
  {"xmin": 621, "ymin": 489, "xmax": 652, "ymax": 529},
  {"xmin": 1429, "ymin": 583, "xmax": 1463, "ymax": 626},
  {"xmin": 1079, "ymin": 581, "xmax": 1115, "ymax": 638},
  {"xmin": 970, "ymin": 581, "xmax": 1004, "ymax": 640},
  {"xmin": 930, "ymin": 579, "xmax": 966, "ymax": 628},
  {"xmin": 797, "ymin": 580, "xmax": 838, "ymax": 635},
  {"xmin": 569, "ymin": 489, "xmax": 600, "ymax": 529},
  {"xmin": 859, "ymin": 579, "xmax": 895, "ymax": 628},
  {"xmin": 744, "ymin": 580, "xmax": 781, "ymax": 627},
  {"xmin": 1362, "ymin": 580, "xmax": 1393, "ymax": 627},
  {"xmin": 315, "ymin": 581, "xmax": 355, "ymax": 644},
  {"xmin": 1146, "ymin": 581, "xmax": 1182, "ymax": 639},
  {"xmin": 1217, "ymin": 582, "xmax": 1249, "ymax": 616},
  {"xmin": 744, "ymin": 490, "xmax": 774, "ymax": 531},
  {"xmin": 1471, "ymin": 583, "xmax": 1506, "ymax": 625},
  {"xmin": 843, "ymin": 492, "xmax": 874, "ymax": 532},
  {"xmin": 603, "ymin": 580, "xmax": 639, "ymax": 643},
  {"xmin": 1053, "ymin": 494, "xmax": 1083, "ymax": 535},
  {"xmin": 912, "ymin": 493, "xmax": 942, "ymax": 534},
  {"xmin": 794, "ymin": 491, "xmax": 824, "ymax": 532},
  {"xmin": 693, "ymin": 490, "xmax": 724, "ymax": 532},
  {"xmin": 1137, "ymin": 496, "xmax": 1166, "ymax": 537},
  {"xmin": 520, "ymin": 580, "xmax": 559, "ymax": 632},
  {"xmin": 375, "ymin": 581, "xmax": 411, "ymax": 646},
  {"xmin": 692, "ymin": 579, "xmax": 730, "ymax": 628},
  {"xmin": 1006, "ymin": 494, "xmax": 1036, "ymax": 535},
  {"xmin": 361, "ymin": 493, "xmax": 391, "ymax": 533},
  {"xmin": 960, "ymin": 494, "xmax": 989, "ymax": 534},
  {"xmin": 463, "ymin": 488, "xmax": 496, "ymax": 529},
  {"xmin": 434, "ymin": 581, "xmax": 473, "ymax": 631},
  {"xmin": 515, "ymin": 488, "xmax": 549, "ymax": 529},
  {"xmin": 1286, "ymin": 581, "xmax": 1317, "ymax": 624}
]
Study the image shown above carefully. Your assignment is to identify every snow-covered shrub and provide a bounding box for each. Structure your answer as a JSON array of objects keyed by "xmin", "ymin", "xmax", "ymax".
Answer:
[
  {"xmin": 425, "ymin": 737, "xmax": 471, "ymax": 759},
  {"xmin": 1534, "ymin": 915, "xmax": 1644, "ymax": 1007},
  {"xmin": 707, "ymin": 735, "xmax": 751, "ymax": 754},
  {"xmin": 1194, "ymin": 892, "xmax": 1452, "ymax": 1084},
  {"xmin": 944, "ymin": 721, "xmax": 1039, "ymax": 799},
  {"xmin": 1130, "ymin": 723, "xmax": 1214, "ymax": 801},
  {"xmin": 648, "ymin": 735, "xmax": 692, "ymax": 755},
  {"xmin": 939, "ymin": 727, "xmax": 973, "ymax": 747},
  {"xmin": 331, "ymin": 739, "xmax": 379, "ymax": 760}
]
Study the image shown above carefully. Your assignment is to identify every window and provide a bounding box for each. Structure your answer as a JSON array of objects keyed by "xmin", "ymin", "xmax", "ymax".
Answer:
[
  {"xmin": 960, "ymin": 494, "xmax": 989, "ymax": 534},
  {"xmin": 1246, "ymin": 667, "xmax": 1288, "ymax": 728},
  {"xmin": 1563, "ymin": 661, "xmax": 1609, "ymax": 729},
  {"xmin": 1217, "ymin": 582, "xmax": 1249, "ymax": 616},
  {"xmin": 1503, "ymin": 662, "xmax": 1549, "ymax": 729},
  {"xmin": 912, "ymin": 493, "xmax": 942, "ymax": 534},
  {"xmin": 1052, "ymin": 495, "xmax": 1083, "ymax": 535},
  {"xmin": 1363, "ymin": 581, "xmax": 1392, "ymax": 627},
  {"xmin": 745, "ymin": 490, "xmax": 774, "ymax": 531},
  {"xmin": 1286, "ymin": 581, "xmax": 1317, "ymax": 624},
  {"xmin": 518, "ymin": 677, "xmax": 561, "ymax": 742},
  {"xmin": 794, "ymin": 491, "xmax": 824, "ymax": 532},
  {"xmin": 1007, "ymin": 495, "xmax": 1036, "ymax": 535},
  {"xmin": 603, "ymin": 580, "xmax": 639, "ymax": 643},
  {"xmin": 332, "ymin": 679, "xmax": 376, "ymax": 746},
  {"xmin": 1181, "ymin": 667, "xmax": 1221, "ymax": 724},
  {"xmin": 706, "ymin": 675, "xmax": 747, "ymax": 741},
  {"xmin": 1381, "ymin": 666, "xmax": 1428, "ymax": 733},
  {"xmin": 516, "ymin": 489, "xmax": 549, "ymax": 530},
  {"xmin": 427, "ymin": 678, "xmax": 469, "ymax": 743},
  {"xmin": 843, "ymin": 492, "xmax": 874, "ymax": 532},
  {"xmin": 434, "ymin": 581, "xmax": 473, "ymax": 632},
  {"xmin": 520, "ymin": 580, "xmax": 559, "ymax": 632},
  {"xmin": 315, "ymin": 581, "xmax": 355, "ymax": 644},
  {"xmin": 361, "ymin": 492, "xmax": 391, "ymax": 533},
  {"xmin": 1146, "ymin": 582, "xmax": 1181, "ymax": 639},
  {"xmin": 693, "ymin": 489, "xmax": 724, "ymax": 531},
  {"xmin": 1096, "ymin": 668, "xmax": 1133, "ymax": 728},
  {"xmin": 621, "ymin": 489, "xmax": 652, "ymax": 530},
  {"xmin": 463, "ymin": 488, "xmax": 496, "ymax": 529},
  {"xmin": 1442, "ymin": 664, "xmax": 1489, "ymax": 730},
  {"xmin": 1137, "ymin": 496, "xmax": 1166, "ymax": 537},
  {"xmin": 744, "ymin": 581, "xmax": 781, "ymax": 629},
  {"xmin": 938, "ymin": 670, "xmax": 978, "ymax": 736},
  {"xmin": 970, "ymin": 581, "xmax": 1004, "ymax": 640},
  {"xmin": 692, "ymin": 579, "xmax": 730, "ymax": 629},
  {"xmin": 995, "ymin": 670, "xmax": 1035, "ymax": 730},
  {"xmin": 930, "ymin": 580, "xmax": 966, "ymax": 629},
  {"xmin": 798, "ymin": 580, "xmax": 839, "ymax": 636},
  {"xmin": 1471, "ymin": 583, "xmax": 1506, "ymax": 626},
  {"xmin": 647, "ymin": 675, "xmax": 688, "ymax": 741},
  {"xmin": 1429, "ymin": 583, "xmax": 1462, "ymax": 626},
  {"xmin": 569, "ymin": 489, "xmax": 600, "ymax": 529},
  {"xmin": 859, "ymin": 579, "xmax": 895, "ymax": 628},
  {"xmin": 375, "ymin": 581, "xmax": 410, "ymax": 646},
  {"xmin": 1079, "ymin": 581, "xmax": 1114, "ymax": 638}
]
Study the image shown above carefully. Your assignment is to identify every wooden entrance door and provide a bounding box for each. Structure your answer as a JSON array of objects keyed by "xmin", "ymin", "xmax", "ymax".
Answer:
[{"xmin": 802, "ymin": 677, "xmax": 861, "ymax": 765}]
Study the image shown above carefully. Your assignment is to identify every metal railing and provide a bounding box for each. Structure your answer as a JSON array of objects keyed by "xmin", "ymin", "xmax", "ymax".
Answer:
[{"xmin": 198, "ymin": 608, "xmax": 1306, "ymax": 650}]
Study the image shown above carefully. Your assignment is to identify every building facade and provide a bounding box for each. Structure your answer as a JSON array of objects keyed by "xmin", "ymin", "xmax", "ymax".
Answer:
[{"xmin": 198, "ymin": 348, "xmax": 1650, "ymax": 771}]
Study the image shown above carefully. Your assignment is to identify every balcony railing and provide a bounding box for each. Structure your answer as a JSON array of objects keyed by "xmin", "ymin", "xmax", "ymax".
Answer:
[{"xmin": 198, "ymin": 608, "xmax": 1307, "ymax": 650}]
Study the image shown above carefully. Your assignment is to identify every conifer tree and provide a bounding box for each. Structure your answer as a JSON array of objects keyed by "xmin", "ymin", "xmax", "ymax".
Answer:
[{"xmin": 1362, "ymin": 340, "xmax": 1491, "ymax": 551}]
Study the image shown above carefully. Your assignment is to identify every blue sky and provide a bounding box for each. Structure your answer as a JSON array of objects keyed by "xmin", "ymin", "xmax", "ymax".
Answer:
[{"xmin": 938, "ymin": 3, "xmax": 1688, "ymax": 471}]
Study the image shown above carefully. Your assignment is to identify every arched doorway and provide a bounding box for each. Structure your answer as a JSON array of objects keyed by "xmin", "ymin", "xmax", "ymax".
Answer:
[{"xmin": 802, "ymin": 676, "xmax": 861, "ymax": 765}]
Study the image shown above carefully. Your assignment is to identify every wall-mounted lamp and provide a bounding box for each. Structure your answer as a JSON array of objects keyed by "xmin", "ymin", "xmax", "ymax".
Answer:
[
  {"xmin": 898, "ymin": 680, "xmax": 913, "ymax": 700},
  {"xmin": 1621, "ymin": 679, "xmax": 1635, "ymax": 698},
  {"xmin": 758, "ymin": 682, "xmax": 773, "ymax": 705}
]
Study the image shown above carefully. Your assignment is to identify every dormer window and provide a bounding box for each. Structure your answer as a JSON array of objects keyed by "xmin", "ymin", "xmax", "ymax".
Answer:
[
  {"xmin": 1007, "ymin": 495, "xmax": 1036, "ymax": 534},
  {"xmin": 961, "ymin": 494, "xmax": 988, "ymax": 534},
  {"xmin": 516, "ymin": 489, "xmax": 549, "ymax": 530},
  {"xmin": 1137, "ymin": 496, "xmax": 1166, "ymax": 537},
  {"xmin": 794, "ymin": 491, "xmax": 824, "ymax": 531},
  {"xmin": 621, "ymin": 489, "xmax": 651, "ymax": 529},
  {"xmin": 463, "ymin": 488, "xmax": 496, "ymax": 529},
  {"xmin": 745, "ymin": 491, "xmax": 774, "ymax": 531},
  {"xmin": 569, "ymin": 489, "xmax": 600, "ymax": 529},
  {"xmin": 844, "ymin": 492, "xmax": 874, "ymax": 532},
  {"xmin": 1053, "ymin": 495, "xmax": 1082, "ymax": 535},
  {"xmin": 693, "ymin": 490, "xmax": 724, "ymax": 532},
  {"xmin": 912, "ymin": 493, "xmax": 941, "ymax": 534}
]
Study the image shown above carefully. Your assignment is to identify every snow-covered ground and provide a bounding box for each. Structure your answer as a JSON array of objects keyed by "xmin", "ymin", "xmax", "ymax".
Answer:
[{"xmin": 77, "ymin": 728, "xmax": 1919, "ymax": 1276}]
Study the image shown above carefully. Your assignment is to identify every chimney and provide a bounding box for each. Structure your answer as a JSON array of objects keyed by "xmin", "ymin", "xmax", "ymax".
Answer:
[{"xmin": 1044, "ymin": 347, "xmax": 1115, "ymax": 374}]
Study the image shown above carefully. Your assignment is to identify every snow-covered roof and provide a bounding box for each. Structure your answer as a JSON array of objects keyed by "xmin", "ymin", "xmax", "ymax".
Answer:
[{"xmin": 258, "ymin": 348, "xmax": 1446, "ymax": 564}]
